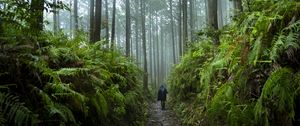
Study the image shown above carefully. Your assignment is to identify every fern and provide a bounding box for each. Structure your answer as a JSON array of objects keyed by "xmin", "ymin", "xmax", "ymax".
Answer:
[
  {"xmin": 90, "ymin": 91, "xmax": 108, "ymax": 117},
  {"xmin": 207, "ymin": 84, "xmax": 234, "ymax": 124},
  {"xmin": 46, "ymin": 103, "xmax": 76, "ymax": 123},
  {"xmin": 33, "ymin": 85, "xmax": 78, "ymax": 124},
  {"xmin": 270, "ymin": 19, "xmax": 300, "ymax": 63},
  {"xmin": 55, "ymin": 68, "xmax": 89, "ymax": 77},
  {"xmin": 255, "ymin": 68, "xmax": 295, "ymax": 125},
  {"xmin": 248, "ymin": 34, "xmax": 263, "ymax": 66},
  {"xmin": 0, "ymin": 92, "xmax": 38, "ymax": 126},
  {"xmin": 0, "ymin": 110, "xmax": 6, "ymax": 126},
  {"xmin": 44, "ymin": 83, "xmax": 86, "ymax": 103}
]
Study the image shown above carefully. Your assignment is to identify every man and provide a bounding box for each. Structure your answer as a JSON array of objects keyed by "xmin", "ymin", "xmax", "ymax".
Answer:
[{"xmin": 157, "ymin": 85, "xmax": 168, "ymax": 110}]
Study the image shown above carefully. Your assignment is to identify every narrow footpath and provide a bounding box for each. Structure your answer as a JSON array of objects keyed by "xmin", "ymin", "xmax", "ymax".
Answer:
[{"xmin": 146, "ymin": 102, "xmax": 181, "ymax": 126}]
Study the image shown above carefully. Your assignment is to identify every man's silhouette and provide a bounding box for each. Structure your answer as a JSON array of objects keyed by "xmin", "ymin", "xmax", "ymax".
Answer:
[{"xmin": 157, "ymin": 85, "xmax": 168, "ymax": 110}]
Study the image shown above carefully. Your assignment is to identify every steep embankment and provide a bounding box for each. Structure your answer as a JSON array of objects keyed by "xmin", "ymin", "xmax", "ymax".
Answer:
[
  {"xmin": 169, "ymin": 1, "xmax": 300, "ymax": 125},
  {"xmin": 0, "ymin": 28, "xmax": 147, "ymax": 125}
]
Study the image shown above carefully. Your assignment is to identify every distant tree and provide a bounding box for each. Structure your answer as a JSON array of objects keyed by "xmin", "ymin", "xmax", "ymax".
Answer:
[
  {"xmin": 74, "ymin": 0, "xmax": 79, "ymax": 32},
  {"xmin": 207, "ymin": 0, "xmax": 219, "ymax": 45},
  {"xmin": 105, "ymin": 0, "xmax": 109, "ymax": 41},
  {"xmin": 218, "ymin": 0, "xmax": 223, "ymax": 28},
  {"xmin": 141, "ymin": 0, "xmax": 148, "ymax": 91},
  {"xmin": 178, "ymin": 0, "xmax": 182, "ymax": 56},
  {"xmin": 94, "ymin": 0, "xmax": 102, "ymax": 42},
  {"xmin": 169, "ymin": 0, "xmax": 176, "ymax": 64},
  {"xmin": 110, "ymin": 0, "xmax": 116, "ymax": 48},
  {"xmin": 53, "ymin": 0, "xmax": 58, "ymax": 33},
  {"xmin": 69, "ymin": 0, "xmax": 73, "ymax": 37},
  {"xmin": 89, "ymin": 0, "xmax": 95, "ymax": 42},
  {"xmin": 182, "ymin": 0, "xmax": 188, "ymax": 53},
  {"xmin": 30, "ymin": 0, "xmax": 44, "ymax": 33},
  {"xmin": 189, "ymin": 0, "xmax": 195, "ymax": 41},
  {"xmin": 233, "ymin": 0, "xmax": 243, "ymax": 13},
  {"xmin": 134, "ymin": 0, "xmax": 140, "ymax": 64},
  {"xmin": 126, "ymin": 0, "xmax": 131, "ymax": 57}
]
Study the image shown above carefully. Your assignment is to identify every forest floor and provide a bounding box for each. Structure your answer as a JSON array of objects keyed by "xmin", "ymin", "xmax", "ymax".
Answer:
[{"xmin": 146, "ymin": 102, "xmax": 181, "ymax": 126}]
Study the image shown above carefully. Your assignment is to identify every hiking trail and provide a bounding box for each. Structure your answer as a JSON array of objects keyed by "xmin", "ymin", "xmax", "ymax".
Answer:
[{"xmin": 146, "ymin": 102, "xmax": 181, "ymax": 126}]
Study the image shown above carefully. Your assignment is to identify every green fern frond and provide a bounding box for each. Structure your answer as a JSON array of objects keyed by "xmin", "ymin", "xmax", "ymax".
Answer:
[
  {"xmin": 0, "ymin": 92, "xmax": 38, "ymax": 126},
  {"xmin": 249, "ymin": 34, "xmax": 263, "ymax": 66},
  {"xmin": 271, "ymin": 20, "xmax": 300, "ymax": 62},
  {"xmin": 44, "ymin": 83, "xmax": 86, "ymax": 103},
  {"xmin": 90, "ymin": 92, "xmax": 108, "ymax": 117},
  {"xmin": 255, "ymin": 68, "xmax": 295, "ymax": 125},
  {"xmin": 55, "ymin": 68, "xmax": 89, "ymax": 77},
  {"xmin": 0, "ymin": 110, "xmax": 6, "ymax": 126},
  {"xmin": 46, "ymin": 103, "xmax": 76, "ymax": 123},
  {"xmin": 283, "ymin": 19, "xmax": 300, "ymax": 32}
]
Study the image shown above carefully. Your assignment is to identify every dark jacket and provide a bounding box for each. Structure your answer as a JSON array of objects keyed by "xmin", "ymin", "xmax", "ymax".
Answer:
[{"xmin": 157, "ymin": 85, "xmax": 168, "ymax": 101}]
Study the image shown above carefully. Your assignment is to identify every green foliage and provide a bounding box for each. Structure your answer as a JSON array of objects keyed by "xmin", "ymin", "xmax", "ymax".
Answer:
[
  {"xmin": 0, "ymin": 17, "xmax": 146, "ymax": 126},
  {"xmin": 271, "ymin": 20, "xmax": 300, "ymax": 66},
  {"xmin": 254, "ymin": 68, "xmax": 297, "ymax": 126},
  {"xmin": 169, "ymin": 0, "xmax": 300, "ymax": 125},
  {"xmin": 0, "ymin": 91, "xmax": 38, "ymax": 126}
]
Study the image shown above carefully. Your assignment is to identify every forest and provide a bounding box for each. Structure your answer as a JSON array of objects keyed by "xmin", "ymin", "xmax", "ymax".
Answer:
[{"xmin": 1, "ymin": 0, "xmax": 300, "ymax": 126}]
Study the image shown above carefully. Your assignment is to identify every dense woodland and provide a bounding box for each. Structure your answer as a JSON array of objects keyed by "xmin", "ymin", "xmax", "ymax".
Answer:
[{"xmin": 1, "ymin": 0, "xmax": 300, "ymax": 126}]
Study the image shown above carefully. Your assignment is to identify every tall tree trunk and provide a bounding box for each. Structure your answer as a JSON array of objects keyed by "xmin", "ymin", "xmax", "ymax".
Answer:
[
  {"xmin": 141, "ymin": 0, "xmax": 148, "ymax": 91},
  {"xmin": 74, "ymin": 0, "xmax": 78, "ymax": 32},
  {"xmin": 105, "ymin": 0, "xmax": 109, "ymax": 41},
  {"xmin": 189, "ymin": 0, "xmax": 195, "ymax": 41},
  {"xmin": 125, "ymin": 0, "xmax": 131, "ymax": 57},
  {"xmin": 30, "ymin": 0, "xmax": 44, "ymax": 33},
  {"xmin": 204, "ymin": 0, "xmax": 208, "ymax": 25},
  {"xmin": 69, "ymin": 0, "xmax": 73, "ymax": 37},
  {"xmin": 169, "ymin": 0, "xmax": 176, "ymax": 64},
  {"xmin": 149, "ymin": 9, "xmax": 156, "ymax": 86},
  {"xmin": 111, "ymin": 0, "xmax": 116, "ymax": 48},
  {"xmin": 89, "ymin": 0, "xmax": 95, "ymax": 42},
  {"xmin": 135, "ymin": 19, "xmax": 140, "ymax": 64},
  {"xmin": 207, "ymin": 0, "xmax": 219, "ymax": 45},
  {"xmin": 218, "ymin": 0, "xmax": 223, "ymax": 28},
  {"xmin": 182, "ymin": 0, "xmax": 188, "ymax": 53},
  {"xmin": 155, "ymin": 11, "xmax": 159, "ymax": 86},
  {"xmin": 53, "ymin": 0, "xmax": 58, "ymax": 33},
  {"xmin": 94, "ymin": 0, "xmax": 102, "ymax": 42},
  {"xmin": 178, "ymin": 0, "xmax": 182, "ymax": 57},
  {"xmin": 149, "ymin": 8, "xmax": 154, "ymax": 85},
  {"xmin": 160, "ymin": 21, "xmax": 164, "ymax": 83},
  {"xmin": 234, "ymin": 0, "xmax": 243, "ymax": 14}
]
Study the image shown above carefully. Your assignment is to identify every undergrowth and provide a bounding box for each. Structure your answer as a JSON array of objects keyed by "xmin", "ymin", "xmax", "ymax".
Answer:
[
  {"xmin": 0, "ymin": 19, "xmax": 146, "ymax": 126},
  {"xmin": 169, "ymin": 0, "xmax": 300, "ymax": 125}
]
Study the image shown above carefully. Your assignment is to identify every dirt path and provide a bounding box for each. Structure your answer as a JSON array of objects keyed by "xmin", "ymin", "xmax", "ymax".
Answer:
[{"xmin": 146, "ymin": 102, "xmax": 181, "ymax": 126}]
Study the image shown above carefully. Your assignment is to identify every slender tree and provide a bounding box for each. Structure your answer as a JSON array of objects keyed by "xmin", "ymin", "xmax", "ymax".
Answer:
[
  {"xmin": 74, "ymin": 0, "xmax": 78, "ymax": 32},
  {"xmin": 169, "ymin": 0, "xmax": 176, "ymax": 64},
  {"xmin": 141, "ymin": 0, "xmax": 148, "ymax": 91},
  {"xmin": 135, "ymin": 18, "xmax": 140, "ymax": 64},
  {"xmin": 105, "ymin": 0, "xmax": 109, "ymax": 41},
  {"xmin": 182, "ymin": 0, "xmax": 188, "ymax": 53},
  {"xmin": 111, "ymin": 0, "xmax": 116, "ymax": 48},
  {"xmin": 53, "ymin": 0, "xmax": 58, "ymax": 33},
  {"xmin": 69, "ymin": 0, "xmax": 73, "ymax": 37},
  {"xmin": 94, "ymin": 0, "xmax": 102, "ymax": 42},
  {"xmin": 178, "ymin": 0, "xmax": 182, "ymax": 56},
  {"xmin": 30, "ymin": 0, "xmax": 44, "ymax": 33},
  {"xmin": 234, "ymin": 0, "xmax": 243, "ymax": 13},
  {"xmin": 207, "ymin": 0, "xmax": 219, "ymax": 45},
  {"xmin": 189, "ymin": 0, "xmax": 195, "ymax": 41},
  {"xmin": 218, "ymin": 0, "xmax": 223, "ymax": 28},
  {"xmin": 125, "ymin": 0, "xmax": 131, "ymax": 57},
  {"xmin": 89, "ymin": 0, "xmax": 95, "ymax": 42}
]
